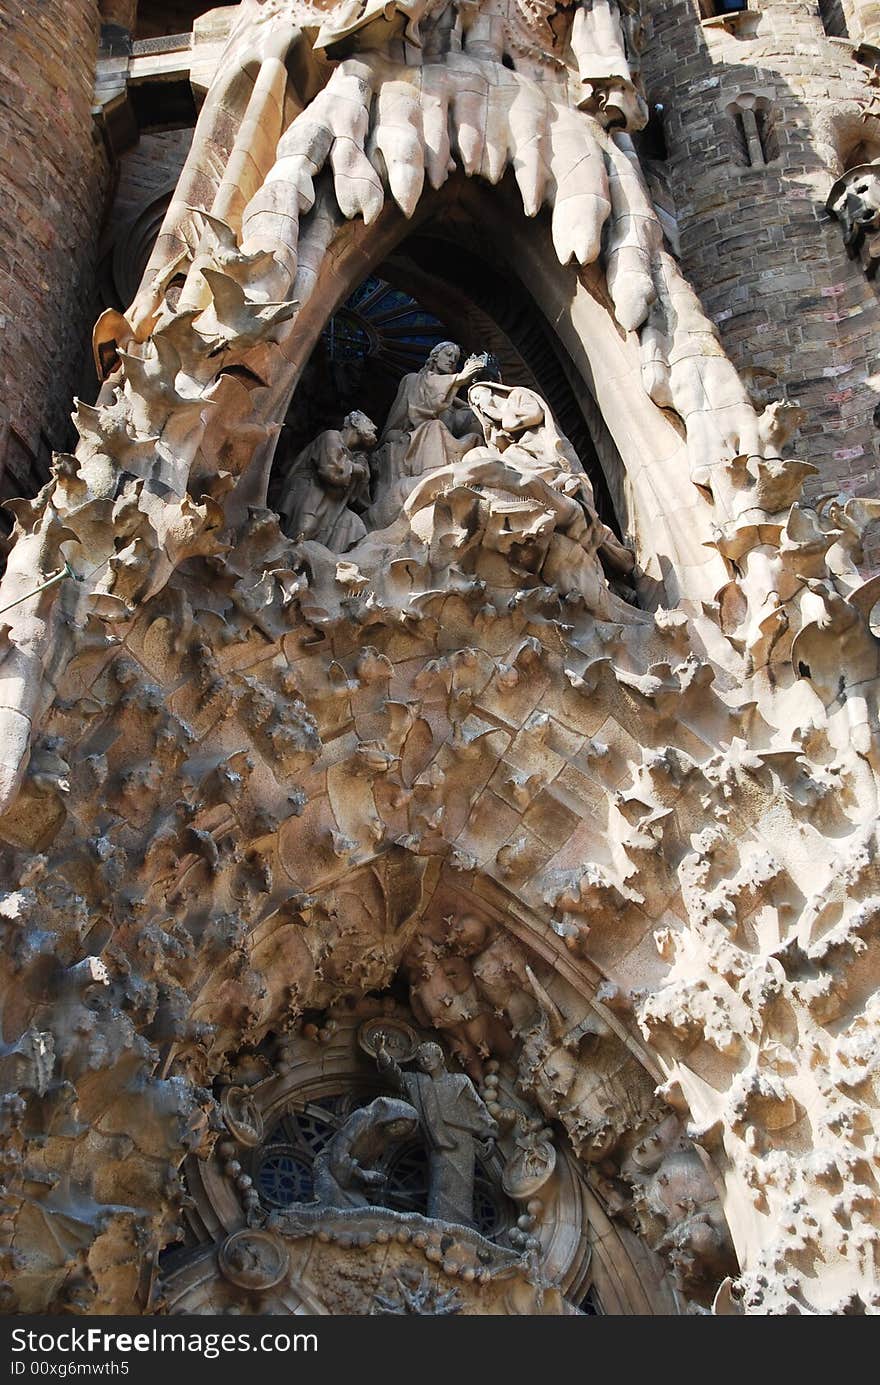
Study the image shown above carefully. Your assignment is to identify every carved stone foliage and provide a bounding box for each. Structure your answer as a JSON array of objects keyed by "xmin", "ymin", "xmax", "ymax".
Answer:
[
  {"xmin": 0, "ymin": 0, "xmax": 879, "ymax": 1321},
  {"xmin": 374, "ymin": 1269, "xmax": 462, "ymax": 1315}
]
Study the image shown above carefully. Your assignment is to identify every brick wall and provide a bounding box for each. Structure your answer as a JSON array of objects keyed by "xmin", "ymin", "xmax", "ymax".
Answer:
[
  {"xmin": 641, "ymin": 0, "xmax": 880, "ymax": 520},
  {"xmin": 0, "ymin": 0, "xmax": 108, "ymax": 506},
  {"xmin": 111, "ymin": 128, "xmax": 191, "ymax": 225}
]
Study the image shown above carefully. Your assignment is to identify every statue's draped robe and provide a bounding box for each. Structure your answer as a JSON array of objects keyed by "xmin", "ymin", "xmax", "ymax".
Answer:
[
  {"xmin": 369, "ymin": 366, "xmax": 478, "ymax": 527},
  {"xmin": 312, "ymin": 1097, "xmax": 418, "ymax": 1208},
  {"xmin": 468, "ymin": 383, "xmax": 636, "ymax": 576},
  {"xmin": 278, "ymin": 430, "xmax": 370, "ymax": 550},
  {"xmin": 397, "ymin": 1070, "xmax": 495, "ymax": 1226}
]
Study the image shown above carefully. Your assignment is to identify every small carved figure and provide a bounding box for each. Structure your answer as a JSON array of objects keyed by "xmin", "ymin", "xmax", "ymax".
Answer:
[
  {"xmin": 827, "ymin": 162, "xmax": 880, "ymax": 277},
  {"xmin": 377, "ymin": 1038, "xmax": 498, "ymax": 1226},
  {"xmin": 219, "ymin": 1229, "xmax": 289, "ymax": 1291},
  {"xmin": 403, "ymin": 914, "xmax": 512, "ymax": 1077},
  {"xmin": 622, "ymin": 1116, "xmax": 737, "ymax": 1297},
  {"xmin": 501, "ymin": 1112, "xmax": 557, "ymax": 1199},
  {"xmin": 220, "ymin": 1085, "xmax": 264, "ymax": 1148},
  {"xmin": 517, "ymin": 966, "xmax": 654, "ymax": 1162},
  {"xmin": 311, "ymin": 1096, "xmax": 419, "ymax": 1209},
  {"xmin": 277, "ymin": 410, "xmax": 378, "ymax": 549}
]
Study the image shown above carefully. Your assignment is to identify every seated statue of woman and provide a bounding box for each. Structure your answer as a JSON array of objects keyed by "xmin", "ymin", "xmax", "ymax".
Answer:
[
  {"xmin": 465, "ymin": 382, "xmax": 636, "ymax": 581},
  {"xmin": 367, "ymin": 341, "xmax": 488, "ymax": 528},
  {"xmin": 277, "ymin": 410, "xmax": 378, "ymax": 551}
]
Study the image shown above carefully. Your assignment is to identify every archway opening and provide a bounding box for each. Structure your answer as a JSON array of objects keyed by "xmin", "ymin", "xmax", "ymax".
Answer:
[
  {"xmin": 266, "ymin": 211, "xmax": 623, "ymax": 539},
  {"xmin": 159, "ymin": 855, "xmax": 737, "ymax": 1315}
]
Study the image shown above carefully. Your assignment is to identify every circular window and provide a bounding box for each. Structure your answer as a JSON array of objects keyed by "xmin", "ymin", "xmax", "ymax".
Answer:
[
  {"xmin": 321, "ymin": 274, "xmax": 447, "ymax": 377},
  {"xmin": 254, "ymin": 1145, "xmax": 315, "ymax": 1208}
]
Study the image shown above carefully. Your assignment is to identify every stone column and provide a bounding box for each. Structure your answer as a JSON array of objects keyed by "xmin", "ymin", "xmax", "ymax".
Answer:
[{"xmin": 0, "ymin": 0, "xmax": 109, "ymax": 506}]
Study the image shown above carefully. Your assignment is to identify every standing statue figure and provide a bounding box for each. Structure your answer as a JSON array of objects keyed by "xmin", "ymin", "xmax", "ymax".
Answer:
[
  {"xmin": 367, "ymin": 343, "xmax": 488, "ymax": 527},
  {"xmin": 277, "ymin": 410, "xmax": 378, "ymax": 550},
  {"xmin": 311, "ymin": 1096, "xmax": 419, "ymax": 1209},
  {"xmin": 376, "ymin": 1038, "xmax": 498, "ymax": 1227}
]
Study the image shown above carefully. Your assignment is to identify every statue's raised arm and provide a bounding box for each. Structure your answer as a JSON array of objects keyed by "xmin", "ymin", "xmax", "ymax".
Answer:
[{"xmin": 375, "ymin": 1035, "xmax": 407, "ymax": 1092}]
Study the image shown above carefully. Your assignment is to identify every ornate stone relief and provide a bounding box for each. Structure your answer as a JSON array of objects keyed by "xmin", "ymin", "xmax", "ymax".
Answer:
[
  {"xmin": 160, "ymin": 1010, "xmax": 704, "ymax": 1313},
  {"xmin": 0, "ymin": 0, "xmax": 878, "ymax": 1319}
]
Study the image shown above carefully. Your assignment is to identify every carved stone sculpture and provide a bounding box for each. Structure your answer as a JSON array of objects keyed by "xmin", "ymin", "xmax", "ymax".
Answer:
[
  {"xmin": 377, "ymin": 1039, "xmax": 498, "ymax": 1226},
  {"xmin": 466, "ymin": 380, "xmax": 636, "ymax": 580},
  {"xmin": 311, "ymin": 1096, "xmax": 419, "ymax": 1208},
  {"xmin": 277, "ymin": 410, "xmax": 377, "ymax": 548},
  {"xmin": 367, "ymin": 342, "xmax": 487, "ymax": 527},
  {"xmin": 219, "ymin": 1229, "xmax": 290, "ymax": 1290},
  {"xmin": 374, "ymin": 1268, "xmax": 463, "ymax": 1315},
  {"xmin": 501, "ymin": 1113, "xmax": 557, "ymax": 1200},
  {"xmin": 220, "ymin": 1085, "xmax": 264, "ymax": 1147},
  {"xmin": 2, "ymin": 0, "xmax": 880, "ymax": 1320},
  {"xmin": 827, "ymin": 162, "xmax": 880, "ymax": 276},
  {"xmin": 386, "ymin": 378, "xmax": 644, "ymax": 624}
]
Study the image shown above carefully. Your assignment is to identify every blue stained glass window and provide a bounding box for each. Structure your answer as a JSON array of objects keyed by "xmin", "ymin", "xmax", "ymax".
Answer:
[
  {"xmin": 256, "ymin": 1146, "xmax": 315, "ymax": 1207},
  {"xmin": 321, "ymin": 274, "xmax": 448, "ymax": 378}
]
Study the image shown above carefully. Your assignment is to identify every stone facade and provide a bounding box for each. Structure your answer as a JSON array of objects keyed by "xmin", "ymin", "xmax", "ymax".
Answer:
[{"xmin": 1, "ymin": 0, "xmax": 880, "ymax": 1319}]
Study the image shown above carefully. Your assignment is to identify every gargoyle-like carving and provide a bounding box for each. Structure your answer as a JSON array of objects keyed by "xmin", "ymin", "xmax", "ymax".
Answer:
[{"xmin": 827, "ymin": 162, "xmax": 880, "ymax": 276}]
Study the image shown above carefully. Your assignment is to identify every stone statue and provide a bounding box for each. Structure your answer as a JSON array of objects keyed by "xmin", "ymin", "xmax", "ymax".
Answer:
[
  {"xmin": 381, "ymin": 342, "xmax": 484, "ymax": 441},
  {"xmin": 501, "ymin": 1112, "xmax": 557, "ymax": 1200},
  {"xmin": 367, "ymin": 343, "xmax": 488, "ymax": 527},
  {"xmin": 466, "ymin": 380, "xmax": 635, "ymax": 581},
  {"xmin": 311, "ymin": 1096, "xmax": 419, "ymax": 1208},
  {"xmin": 379, "ymin": 376, "xmax": 640, "ymax": 621},
  {"xmin": 376, "ymin": 1038, "xmax": 498, "ymax": 1227},
  {"xmin": 827, "ymin": 163, "xmax": 880, "ymax": 277},
  {"xmin": 219, "ymin": 1229, "xmax": 290, "ymax": 1291},
  {"xmin": 277, "ymin": 410, "xmax": 378, "ymax": 549}
]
